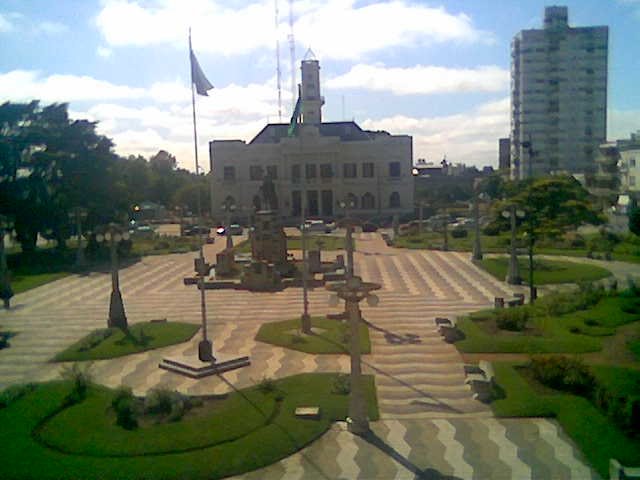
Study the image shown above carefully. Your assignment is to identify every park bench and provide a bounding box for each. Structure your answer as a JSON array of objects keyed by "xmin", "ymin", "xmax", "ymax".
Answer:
[
  {"xmin": 435, "ymin": 317, "xmax": 459, "ymax": 343},
  {"xmin": 295, "ymin": 406, "xmax": 321, "ymax": 419},
  {"xmin": 610, "ymin": 459, "xmax": 640, "ymax": 480},
  {"xmin": 465, "ymin": 360, "xmax": 495, "ymax": 403}
]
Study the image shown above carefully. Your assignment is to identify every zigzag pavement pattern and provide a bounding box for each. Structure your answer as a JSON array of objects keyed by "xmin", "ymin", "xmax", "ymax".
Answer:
[{"xmin": 0, "ymin": 233, "xmax": 598, "ymax": 478}]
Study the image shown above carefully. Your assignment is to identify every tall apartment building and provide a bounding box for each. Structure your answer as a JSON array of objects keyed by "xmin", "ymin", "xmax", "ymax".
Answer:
[
  {"xmin": 510, "ymin": 6, "xmax": 608, "ymax": 179},
  {"xmin": 209, "ymin": 58, "xmax": 414, "ymax": 222}
]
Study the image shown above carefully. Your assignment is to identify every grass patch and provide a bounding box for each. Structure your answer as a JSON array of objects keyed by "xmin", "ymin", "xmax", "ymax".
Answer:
[
  {"xmin": 130, "ymin": 235, "xmax": 202, "ymax": 256},
  {"xmin": 11, "ymin": 272, "xmax": 70, "ymax": 294},
  {"xmin": 456, "ymin": 292, "xmax": 639, "ymax": 354},
  {"xmin": 54, "ymin": 322, "xmax": 200, "ymax": 362},
  {"xmin": 477, "ymin": 257, "xmax": 611, "ymax": 285},
  {"xmin": 256, "ymin": 317, "xmax": 371, "ymax": 354},
  {"xmin": 492, "ymin": 362, "xmax": 640, "ymax": 478},
  {"xmin": 0, "ymin": 373, "xmax": 378, "ymax": 479}
]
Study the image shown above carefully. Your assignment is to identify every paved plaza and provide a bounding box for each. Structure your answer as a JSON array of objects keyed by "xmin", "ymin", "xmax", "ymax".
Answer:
[{"xmin": 0, "ymin": 232, "xmax": 599, "ymax": 479}]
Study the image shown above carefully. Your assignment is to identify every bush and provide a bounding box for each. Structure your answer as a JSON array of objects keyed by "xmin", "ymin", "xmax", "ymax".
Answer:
[
  {"xmin": 258, "ymin": 377, "xmax": 276, "ymax": 394},
  {"xmin": 0, "ymin": 383, "xmax": 36, "ymax": 409},
  {"xmin": 482, "ymin": 223, "xmax": 502, "ymax": 236},
  {"xmin": 144, "ymin": 388, "xmax": 197, "ymax": 422},
  {"xmin": 495, "ymin": 308, "xmax": 529, "ymax": 331},
  {"xmin": 451, "ymin": 227, "xmax": 468, "ymax": 238},
  {"xmin": 77, "ymin": 329, "xmax": 112, "ymax": 352},
  {"xmin": 331, "ymin": 374, "xmax": 350, "ymax": 395},
  {"xmin": 530, "ymin": 356, "xmax": 595, "ymax": 396},
  {"xmin": 61, "ymin": 363, "xmax": 92, "ymax": 405},
  {"xmin": 112, "ymin": 386, "xmax": 139, "ymax": 430}
]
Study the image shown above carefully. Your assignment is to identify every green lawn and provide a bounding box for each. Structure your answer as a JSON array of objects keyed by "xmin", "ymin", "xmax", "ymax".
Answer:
[
  {"xmin": 11, "ymin": 272, "xmax": 70, "ymax": 294},
  {"xmin": 455, "ymin": 293, "xmax": 640, "ymax": 354},
  {"xmin": 491, "ymin": 362, "xmax": 640, "ymax": 478},
  {"xmin": 130, "ymin": 235, "xmax": 202, "ymax": 256},
  {"xmin": 476, "ymin": 257, "xmax": 611, "ymax": 284},
  {"xmin": 256, "ymin": 316, "xmax": 371, "ymax": 354},
  {"xmin": 54, "ymin": 322, "xmax": 200, "ymax": 362},
  {"xmin": 0, "ymin": 373, "xmax": 378, "ymax": 480}
]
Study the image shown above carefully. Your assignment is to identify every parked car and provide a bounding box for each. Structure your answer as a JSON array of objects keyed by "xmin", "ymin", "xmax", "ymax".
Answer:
[
  {"xmin": 362, "ymin": 222, "xmax": 378, "ymax": 232},
  {"xmin": 183, "ymin": 225, "xmax": 211, "ymax": 236},
  {"xmin": 300, "ymin": 219, "xmax": 329, "ymax": 233},
  {"xmin": 229, "ymin": 224, "xmax": 243, "ymax": 235},
  {"xmin": 215, "ymin": 226, "xmax": 226, "ymax": 235}
]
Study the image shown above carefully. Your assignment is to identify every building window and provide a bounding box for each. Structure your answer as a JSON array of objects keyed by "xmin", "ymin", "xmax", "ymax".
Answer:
[
  {"xmin": 266, "ymin": 165, "xmax": 278, "ymax": 179},
  {"xmin": 223, "ymin": 166, "xmax": 235, "ymax": 181},
  {"xmin": 361, "ymin": 192, "xmax": 375, "ymax": 209},
  {"xmin": 292, "ymin": 164, "xmax": 301, "ymax": 183},
  {"xmin": 362, "ymin": 162, "xmax": 375, "ymax": 178},
  {"xmin": 343, "ymin": 163, "xmax": 357, "ymax": 178},
  {"xmin": 305, "ymin": 164, "xmax": 317, "ymax": 179},
  {"xmin": 630, "ymin": 158, "xmax": 636, "ymax": 168},
  {"xmin": 250, "ymin": 165, "xmax": 263, "ymax": 181},
  {"xmin": 292, "ymin": 190, "xmax": 301, "ymax": 216},
  {"xmin": 320, "ymin": 163, "xmax": 333, "ymax": 178},
  {"xmin": 389, "ymin": 192, "xmax": 401, "ymax": 208},
  {"xmin": 389, "ymin": 162, "xmax": 401, "ymax": 177}
]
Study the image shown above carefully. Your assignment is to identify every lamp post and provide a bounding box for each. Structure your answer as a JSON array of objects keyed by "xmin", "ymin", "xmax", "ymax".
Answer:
[
  {"xmin": 326, "ymin": 276, "xmax": 380, "ymax": 436},
  {"xmin": 415, "ymin": 200, "xmax": 428, "ymax": 236},
  {"xmin": 339, "ymin": 199, "xmax": 356, "ymax": 279},
  {"xmin": 502, "ymin": 205, "xmax": 525, "ymax": 285},
  {"xmin": 221, "ymin": 201, "xmax": 236, "ymax": 250},
  {"xmin": 472, "ymin": 178, "xmax": 483, "ymax": 261},
  {"xmin": 69, "ymin": 207, "xmax": 88, "ymax": 269},
  {"xmin": 96, "ymin": 223, "xmax": 129, "ymax": 329},
  {"xmin": 0, "ymin": 216, "xmax": 14, "ymax": 310}
]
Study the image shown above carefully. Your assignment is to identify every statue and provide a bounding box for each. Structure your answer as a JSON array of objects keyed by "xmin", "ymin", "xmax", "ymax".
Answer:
[{"xmin": 260, "ymin": 173, "xmax": 278, "ymax": 212}]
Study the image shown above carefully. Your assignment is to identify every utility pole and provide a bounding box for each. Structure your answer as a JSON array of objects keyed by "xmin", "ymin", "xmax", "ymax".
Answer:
[
  {"xmin": 300, "ymin": 171, "xmax": 311, "ymax": 333},
  {"xmin": 472, "ymin": 178, "xmax": 483, "ymax": 261}
]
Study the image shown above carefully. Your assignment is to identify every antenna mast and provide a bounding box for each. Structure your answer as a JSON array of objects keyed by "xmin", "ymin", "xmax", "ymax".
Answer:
[
  {"xmin": 275, "ymin": 0, "xmax": 282, "ymax": 122},
  {"xmin": 288, "ymin": 0, "xmax": 296, "ymax": 112}
]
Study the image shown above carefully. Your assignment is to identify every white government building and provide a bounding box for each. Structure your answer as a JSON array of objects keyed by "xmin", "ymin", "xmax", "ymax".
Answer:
[
  {"xmin": 209, "ymin": 57, "xmax": 414, "ymax": 223},
  {"xmin": 510, "ymin": 6, "xmax": 608, "ymax": 179}
]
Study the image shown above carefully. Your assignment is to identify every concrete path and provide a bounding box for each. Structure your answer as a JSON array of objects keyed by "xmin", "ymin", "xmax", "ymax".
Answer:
[{"xmin": 0, "ymin": 233, "xmax": 599, "ymax": 479}]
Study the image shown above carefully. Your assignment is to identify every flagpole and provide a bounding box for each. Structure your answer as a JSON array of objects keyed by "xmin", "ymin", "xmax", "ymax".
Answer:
[{"xmin": 190, "ymin": 28, "xmax": 214, "ymax": 363}]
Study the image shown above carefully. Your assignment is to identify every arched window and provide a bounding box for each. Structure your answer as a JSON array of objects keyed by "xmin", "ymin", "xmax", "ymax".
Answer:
[
  {"xmin": 389, "ymin": 192, "xmax": 401, "ymax": 208},
  {"xmin": 361, "ymin": 192, "xmax": 375, "ymax": 209},
  {"xmin": 252, "ymin": 195, "xmax": 262, "ymax": 211},
  {"xmin": 347, "ymin": 193, "xmax": 358, "ymax": 209}
]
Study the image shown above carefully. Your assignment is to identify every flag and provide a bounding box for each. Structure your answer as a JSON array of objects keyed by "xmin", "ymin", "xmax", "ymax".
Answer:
[
  {"xmin": 287, "ymin": 90, "xmax": 302, "ymax": 137},
  {"xmin": 190, "ymin": 49, "xmax": 213, "ymax": 96}
]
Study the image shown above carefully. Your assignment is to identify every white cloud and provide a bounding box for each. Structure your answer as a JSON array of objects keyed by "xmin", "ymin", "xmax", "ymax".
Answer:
[
  {"xmin": 0, "ymin": 13, "xmax": 15, "ymax": 32},
  {"xmin": 97, "ymin": 46, "xmax": 113, "ymax": 58},
  {"xmin": 35, "ymin": 20, "xmax": 68, "ymax": 35},
  {"xmin": 95, "ymin": 0, "xmax": 490, "ymax": 59},
  {"xmin": 326, "ymin": 64, "xmax": 509, "ymax": 95},
  {"xmin": 361, "ymin": 97, "xmax": 510, "ymax": 167},
  {"xmin": 0, "ymin": 70, "xmax": 145, "ymax": 103}
]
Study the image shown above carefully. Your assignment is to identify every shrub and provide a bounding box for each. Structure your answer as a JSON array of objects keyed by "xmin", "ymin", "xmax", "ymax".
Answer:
[
  {"xmin": 530, "ymin": 356, "xmax": 595, "ymax": 396},
  {"xmin": 451, "ymin": 227, "xmax": 468, "ymax": 238},
  {"xmin": 144, "ymin": 388, "xmax": 197, "ymax": 422},
  {"xmin": 482, "ymin": 223, "xmax": 502, "ymax": 236},
  {"xmin": 61, "ymin": 363, "xmax": 92, "ymax": 404},
  {"xmin": 258, "ymin": 377, "xmax": 276, "ymax": 394},
  {"xmin": 563, "ymin": 232, "xmax": 586, "ymax": 248},
  {"xmin": 0, "ymin": 383, "xmax": 36, "ymax": 409},
  {"xmin": 495, "ymin": 308, "xmax": 529, "ymax": 331},
  {"xmin": 112, "ymin": 386, "xmax": 139, "ymax": 430},
  {"xmin": 331, "ymin": 374, "xmax": 350, "ymax": 395},
  {"xmin": 78, "ymin": 329, "xmax": 112, "ymax": 352}
]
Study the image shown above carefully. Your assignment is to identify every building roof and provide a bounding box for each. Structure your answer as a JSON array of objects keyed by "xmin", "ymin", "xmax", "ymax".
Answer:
[{"xmin": 249, "ymin": 121, "xmax": 386, "ymax": 144}]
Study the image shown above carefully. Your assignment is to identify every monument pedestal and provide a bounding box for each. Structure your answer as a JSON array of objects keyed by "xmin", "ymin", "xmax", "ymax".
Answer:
[{"xmin": 159, "ymin": 354, "xmax": 250, "ymax": 379}]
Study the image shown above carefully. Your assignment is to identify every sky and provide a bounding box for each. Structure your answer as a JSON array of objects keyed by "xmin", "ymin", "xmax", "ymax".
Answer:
[{"xmin": 1, "ymin": 0, "xmax": 640, "ymax": 171}]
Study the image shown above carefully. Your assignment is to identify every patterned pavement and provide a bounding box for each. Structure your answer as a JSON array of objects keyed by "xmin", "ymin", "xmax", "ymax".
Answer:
[{"xmin": 0, "ymin": 232, "xmax": 599, "ymax": 479}]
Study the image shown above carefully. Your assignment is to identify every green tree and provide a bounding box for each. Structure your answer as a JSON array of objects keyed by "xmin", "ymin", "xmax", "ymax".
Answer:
[{"xmin": 629, "ymin": 207, "xmax": 640, "ymax": 237}]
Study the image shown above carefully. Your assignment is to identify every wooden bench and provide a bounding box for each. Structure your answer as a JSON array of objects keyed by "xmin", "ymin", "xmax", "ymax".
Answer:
[
  {"xmin": 465, "ymin": 360, "xmax": 495, "ymax": 403},
  {"xmin": 435, "ymin": 318, "xmax": 459, "ymax": 343},
  {"xmin": 610, "ymin": 459, "xmax": 640, "ymax": 480},
  {"xmin": 295, "ymin": 406, "xmax": 321, "ymax": 419}
]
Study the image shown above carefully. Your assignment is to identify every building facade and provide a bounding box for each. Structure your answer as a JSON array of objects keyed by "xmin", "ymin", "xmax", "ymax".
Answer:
[
  {"xmin": 209, "ymin": 59, "xmax": 414, "ymax": 223},
  {"xmin": 498, "ymin": 137, "xmax": 510, "ymax": 171},
  {"xmin": 617, "ymin": 131, "xmax": 640, "ymax": 195},
  {"xmin": 510, "ymin": 6, "xmax": 608, "ymax": 179}
]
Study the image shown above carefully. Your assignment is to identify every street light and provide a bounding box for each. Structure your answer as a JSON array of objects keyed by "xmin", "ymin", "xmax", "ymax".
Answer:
[
  {"xmin": 96, "ymin": 223, "xmax": 130, "ymax": 329},
  {"xmin": 338, "ymin": 199, "xmax": 356, "ymax": 279},
  {"xmin": 415, "ymin": 199, "xmax": 429, "ymax": 236},
  {"xmin": 0, "ymin": 215, "xmax": 14, "ymax": 309},
  {"xmin": 221, "ymin": 201, "xmax": 237, "ymax": 250},
  {"xmin": 502, "ymin": 205, "xmax": 525, "ymax": 285},
  {"xmin": 471, "ymin": 178, "xmax": 485, "ymax": 261},
  {"xmin": 326, "ymin": 276, "xmax": 380, "ymax": 436},
  {"xmin": 69, "ymin": 207, "xmax": 88, "ymax": 269}
]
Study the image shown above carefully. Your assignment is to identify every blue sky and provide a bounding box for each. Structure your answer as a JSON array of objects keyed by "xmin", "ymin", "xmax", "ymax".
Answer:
[{"xmin": 1, "ymin": 0, "xmax": 639, "ymax": 170}]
